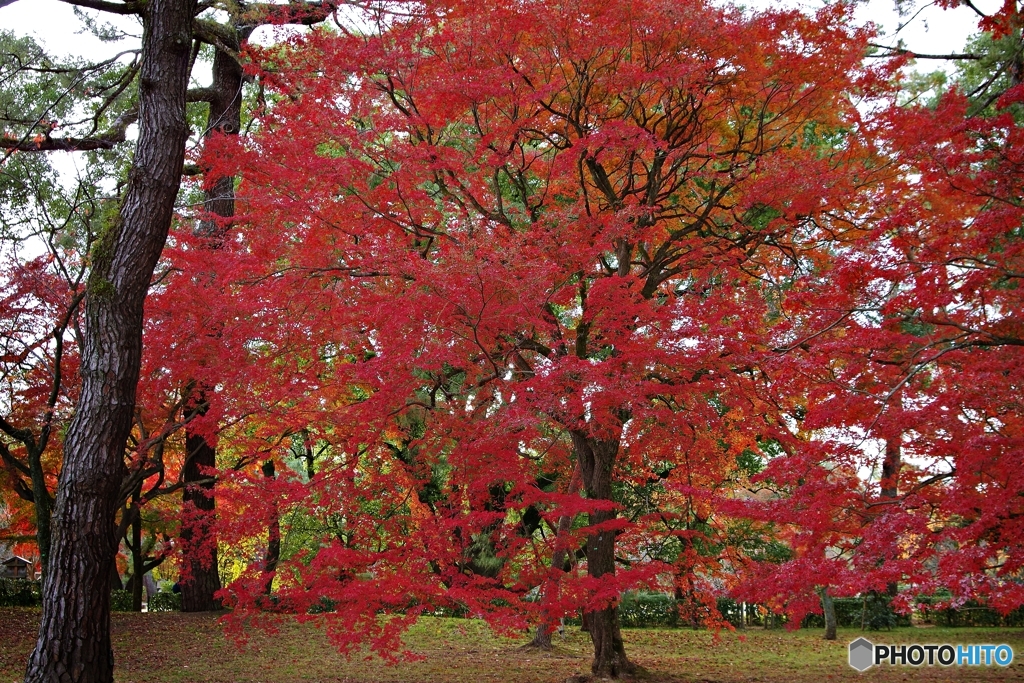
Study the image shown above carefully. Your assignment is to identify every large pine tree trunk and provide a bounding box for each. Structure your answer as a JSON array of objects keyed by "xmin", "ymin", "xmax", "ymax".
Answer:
[
  {"xmin": 178, "ymin": 24, "xmax": 245, "ymax": 613},
  {"xmin": 571, "ymin": 431, "xmax": 637, "ymax": 678},
  {"xmin": 23, "ymin": 1, "xmax": 195, "ymax": 679}
]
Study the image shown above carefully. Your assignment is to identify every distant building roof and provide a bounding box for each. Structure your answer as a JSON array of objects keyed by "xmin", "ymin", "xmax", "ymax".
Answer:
[{"xmin": 2, "ymin": 555, "xmax": 32, "ymax": 566}]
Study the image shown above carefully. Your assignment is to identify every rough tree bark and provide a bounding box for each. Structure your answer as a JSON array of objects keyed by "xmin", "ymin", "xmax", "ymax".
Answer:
[
  {"xmin": 880, "ymin": 435, "xmax": 901, "ymax": 501},
  {"xmin": 23, "ymin": 0, "xmax": 195, "ymax": 680},
  {"xmin": 570, "ymin": 430, "xmax": 638, "ymax": 678},
  {"xmin": 180, "ymin": 417, "xmax": 223, "ymax": 612},
  {"xmin": 178, "ymin": 25, "xmax": 246, "ymax": 613}
]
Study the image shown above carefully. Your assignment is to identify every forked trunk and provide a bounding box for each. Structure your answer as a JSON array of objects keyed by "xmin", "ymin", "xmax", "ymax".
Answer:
[{"xmin": 23, "ymin": 1, "xmax": 195, "ymax": 679}]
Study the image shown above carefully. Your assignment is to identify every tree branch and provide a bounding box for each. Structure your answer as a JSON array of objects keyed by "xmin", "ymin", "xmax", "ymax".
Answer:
[
  {"xmin": 243, "ymin": 1, "xmax": 340, "ymax": 27},
  {"xmin": 868, "ymin": 43, "xmax": 982, "ymax": 60},
  {"xmin": 0, "ymin": 105, "xmax": 137, "ymax": 153},
  {"xmin": 58, "ymin": 0, "xmax": 145, "ymax": 14},
  {"xmin": 187, "ymin": 86, "xmax": 218, "ymax": 103},
  {"xmin": 1, "ymin": 133, "xmax": 127, "ymax": 152}
]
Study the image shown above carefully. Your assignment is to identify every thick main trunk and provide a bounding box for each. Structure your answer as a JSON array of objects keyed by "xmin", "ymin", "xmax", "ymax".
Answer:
[
  {"xmin": 570, "ymin": 431, "xmax": 637, "ymax": 678},
  {"xmin": 23, "ymin": 1, "xmax": 195, "ymax": 680}
]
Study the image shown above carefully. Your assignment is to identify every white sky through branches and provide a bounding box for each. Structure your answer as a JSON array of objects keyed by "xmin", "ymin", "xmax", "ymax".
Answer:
[{"xmin": 0, "ymin": 0, "xmax": 1004, "ymax": 64}]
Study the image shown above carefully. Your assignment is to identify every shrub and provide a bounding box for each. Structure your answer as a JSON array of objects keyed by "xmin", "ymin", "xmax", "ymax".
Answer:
[
  {"xmin": 800, "ymin": 595, "xmax": 909, "ymax": 629},
  {"xmin": 618, "ymin": 591, "xmax": 678, "ymax": 628},
  {"xmin": 0, "ymin": 578, "xmax": 41, "ymax": 607},
  {"xmin": 148, "ymin": 591, "xmax": 181, "ymax": 612},
  {"xmin": 110, "ymin": 589, "xmax": 134, "ymax": 612},
  {"xmin": 307, "ymin": 596, "xmax": 337, "ymax": 614},
  {"xmin": 915, "ymin": 597, "xmax": 1024, "ymax": 627}
]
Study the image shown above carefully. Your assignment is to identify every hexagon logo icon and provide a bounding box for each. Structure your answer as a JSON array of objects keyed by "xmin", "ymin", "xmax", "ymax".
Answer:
[{"xmin": 849, "ymin": 637, "xmax": 874, "ymax": 671}]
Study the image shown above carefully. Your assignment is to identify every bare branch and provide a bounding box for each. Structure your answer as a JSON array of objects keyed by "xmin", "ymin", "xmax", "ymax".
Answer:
[
  {"xmin": 869, "ymin": 43, "xmax": 982, "ymax": 60},
  {"xmin": 58, "ymin": 0, "xmax": 145, "ymax": 14},
  {"xmin": 187, "ymin": 86, "xmax": 217, "ymax": 103},
  {"xmin": 0, "ymin": 132, "xmax": 128, "ymax": 152}
]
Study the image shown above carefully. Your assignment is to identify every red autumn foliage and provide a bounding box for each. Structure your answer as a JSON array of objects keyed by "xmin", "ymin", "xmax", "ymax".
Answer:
[
  {"xmin": 1, "ymin": 0, "xmax": 1021, "ymax": 677},
  {"xmin": 159, "ymin": 0, "xmax": 945, "ymax": 672}
]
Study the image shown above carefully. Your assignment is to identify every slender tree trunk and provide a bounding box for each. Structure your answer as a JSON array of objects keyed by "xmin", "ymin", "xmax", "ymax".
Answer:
[
  {"xmin": 530, "ymin": 464, "xmax": 582, "ymax": 649},
  {"xmin": 109, "ymin": 564, "xmax": 123, "ymax": 592},
  {"xmin": 23, "ymin": 1, "xmax": 195, "ymax": 679},
  {"xmin": 301, "ymin": 429, "xmax": 316, "ymax": 481},
  {"xmin": 27, "ymin": 446, "xmax": 52, "ymax": 586},
  {"xmin": 819, "ymin": 587, "xmax": 837, "ymax": 640},
  {"xmin": 130, "ymin": 501, "xmax": 144, "ymax": 612},
  {"xmin": 881, "ymin": 434, "xmax": 901, "ymax": 597},
  {"xmin": 880, "ymin": 435, "xmax": 900, "ymax": 500},
  {"xmin": 261, "ymin": 459, "xmax": 281, "ymax": 595},
  {"xmin": 570, "ymin": 430, "xmax": 637, "ymax": 679}
]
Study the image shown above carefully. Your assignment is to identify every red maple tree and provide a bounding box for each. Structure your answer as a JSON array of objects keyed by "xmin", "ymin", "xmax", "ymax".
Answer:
[
  {"xmin": 730, "ymin": 74, "xmax": 1024, "ymax": 624},
  {"xmin": 180, "ymin": 0, "xmax": 899, "ymax": 674}
]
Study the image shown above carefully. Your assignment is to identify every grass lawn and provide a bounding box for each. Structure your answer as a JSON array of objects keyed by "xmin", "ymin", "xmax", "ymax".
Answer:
[{"xmin": 2, "ymin": 607, "xmax": 1023, "ymax": 682}]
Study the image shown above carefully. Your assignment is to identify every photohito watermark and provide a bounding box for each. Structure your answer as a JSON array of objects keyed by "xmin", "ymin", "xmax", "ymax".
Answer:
[{"xmin": 848, "ymin": 637, "xmax": 1014, "ymax": 671}]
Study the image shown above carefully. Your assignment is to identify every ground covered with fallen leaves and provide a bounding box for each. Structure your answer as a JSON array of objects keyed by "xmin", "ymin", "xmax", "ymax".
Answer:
[{"xmin": 2, "ymin": 607, "xmax": 1023, "ymax": 682}]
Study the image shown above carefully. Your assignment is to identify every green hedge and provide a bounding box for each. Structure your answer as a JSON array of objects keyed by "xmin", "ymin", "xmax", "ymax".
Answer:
[
  {"xmin": 0, "ymin": 578, "xmax": 41, "ymax": 606},
  {"xmin": 618, "ymin": 591, "xmax": 680, "ymax": 628},
  {"xmin": 110, "ymin": 589, "xmax": 134, "ymax": 612},
  {"xmin": 801, "ymin": 595, "xmax": 909, "ymax": 630},
  {"xmin": 915, "ymin": 598, "xmax": 1024, "ymax": 627},
  {"xmin": 617, "ymin": 593, "xmax": 779, "ymax": 629},
  {"xmin": 147, "ymin": 592, "xmax": 181, "ymax": 612},
  {"xmin": 7, "ymin": 579, "xmax": 1023, "ymax": 627},
  {"xmin": 617, "ymin": 593, "xmax": 912, "ymax": 630}
]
